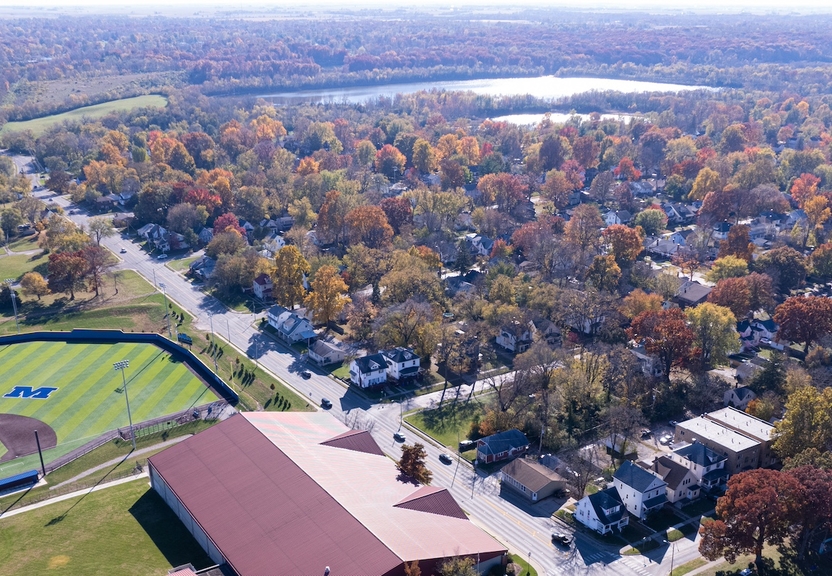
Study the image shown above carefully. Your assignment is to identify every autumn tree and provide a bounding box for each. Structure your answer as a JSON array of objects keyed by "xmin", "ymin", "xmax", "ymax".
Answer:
[
  {"xmin": 564, "ymin": 203, "xmax": 604, "ymax": 255},
  {"xmin": 379, "ymin": 197, "xmax": 413, "ymax": 234},
  {"xmin": 345, "ymin": 205, "xmax": 394, "ymax": 249},
  {"xmin": 316, "ymin": 190, "xmax": 352, "ymax": 244},
  {"xmin": 717, "ymin": 224, "xmax": 754, "ymax": 262},
  {"xmin": 773, "ymin": 295, "xmax": 832, "ymax": 352},
  {"xmin": 686, "ymin": 303, "xmax": 739, "ymax": 369},
  {"xmin": 20, "ymin": 272, "xmax": 49, "ymax": 300},
  {"xmin": 374, "ymin": 144, "xmax": 406, "ymax": 179},
  {"xmin": 689, "ymin": 166, "xmax": 721, "ymax": 200},
  {"xmin": 620, "ymin": 289, "xmax": 663, "ymax": 319},
  {"xmin": 304, "ymin": 265, "xmax": 350, "ymax": 326},
  {"xmin": 397, "ymin": 443, "xmax": 432, "ymax": 484},
  {"xmin": 632, "ymin": 208, "xmax": 667, "ymax": 237},
  {"xmin": 205, "ymin": 230, "xmax": 246, "ymax": 258},
  {"xmin": 213, "ymin": 212, "xmax": 246, "ymax": 236},
  {"xmin": 602, "ymin": 224, "xmax": 644, "ymax": 266},
  {"xmin": 87, "ymin": 217, "xmax": 115, "ymax": 246},
  {"xmin": 272, "ymin": 245, "xmax": 310, "ymax": 308},
  {"xmin": 708, "ymin": 277, "xmax": 752, "ymax": 318},
  {"xmin": 477, "ymin": 173, "xmax": 527, "ymax": 213},
  {"xmin": 586, "ymin": 255, "xmax": 621, "ymax": 293},
  {"xmin": 785, "ymin": 465, "xmax": 832, "ymax": 561},
  {"xmin": 47, "ymin": 251, "xmax": 88, "ymax": 300},
  {"xmin": 437, "ymin": 557, "xmax": 476, "ymax": 576},
  {"xmin": 614, "ymin": 157, "xmax": 641, "ymax": 181},
  {"xmin": 772, "ymin": 385, "xmax": 832, "ymax": 460},
  {"xmin": 706, "ymin": 255, "xmax": 749, "ymax": 283},
  {"xmin": 811, "ymin": 242, "xmax": 832, "ymax": 278},
  {"xmin": 744, "ymin": 273, "xmax": 775, "ymax": 314},
  {"xmin": 167, "ymin": 203, "xmax": 208, "ymax": 235},
  {"xmin": 541, "ymin": 169, "xmax": 573, "ymax": 210},
  {"xmin": 82, "ymin": 245, "xmax": 116, "ymax": 297},
  {"xmin": 699, "ymin": 469, "xmax": 802, "ymax": 568},
  {"xmin": 627, "ymin": 308, "xmax": 694, "ymax": 381},
  {"xmin": 411, "ymin": 139, "xmax": 436, "ymax": 173},
  {"xmin": 789, "ymin": 173, "xmax": 820, "ymax": 208},
  {"xmin": 754, "ymin": 246, "xmax": 808, "ymax": 294},
  {"xmin": 539, "ymin": 135, "xmax": 566, "ymax": 171},
  {"xmin": 374, "ymin": 298, "xmax": 439, "ymax": 358}
]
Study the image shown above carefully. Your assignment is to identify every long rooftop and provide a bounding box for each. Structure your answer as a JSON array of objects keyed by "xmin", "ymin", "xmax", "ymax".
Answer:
[{"xmin": 676, "ymin": 416, "xmax": 759, "ymax": 452}]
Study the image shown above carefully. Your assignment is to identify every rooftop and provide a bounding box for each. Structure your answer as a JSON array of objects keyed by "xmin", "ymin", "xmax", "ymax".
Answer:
[
  {"xmin": 705, "ymin": 407, "xmax": 774, "ymax": 442},
  {"xmin": 613, "ymin": 460, "xmax": 665, "ymax": 492},
  {"xmin": 676, "ymin": 416, "xmax": 759, "ymax": 452},
  {"xmin": 672, "ymin": 441, "xmax": 727, "ymax": 467},
  {"xmin": 501, "ymin": 458, "xmax": 566, "ymax": 493}
]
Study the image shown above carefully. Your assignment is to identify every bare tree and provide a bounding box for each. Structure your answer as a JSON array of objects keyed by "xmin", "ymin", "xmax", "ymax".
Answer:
[
  {"xmin": 604, "ymin": 404, "xmax": 645, "ymax": 469},
  {"xmin": 562, "ymin": 445, "xmax": 601, "ymax": 499}
]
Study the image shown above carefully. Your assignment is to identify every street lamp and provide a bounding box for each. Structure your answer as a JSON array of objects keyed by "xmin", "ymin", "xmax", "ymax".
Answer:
[
  {"xmin": 207, "ymin": 312, "xmax": 218, "ymax": 372},
  {"xmin": 527, "ymin": 551, "xmax": 532, "ymax": 576},
  {"xmin": 664, "ymin": 539, "xmax": 676, "ymax": 575},
  {"xmin": 158, "ymin": 282, "xmax": 172, "ymax": 338},
  {"xmin": 113, "ymin": 360, "xmax": 136, "ymax": 451},
  {"xmin": 5, "ymin": 279, "xmax": 19, "ymax": 334}
]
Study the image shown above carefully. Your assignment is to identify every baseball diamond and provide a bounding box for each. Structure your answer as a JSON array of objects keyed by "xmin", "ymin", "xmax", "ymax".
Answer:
[{"xmin": 0, "ymin": 341, "xmax": 219, "ymax": 477}]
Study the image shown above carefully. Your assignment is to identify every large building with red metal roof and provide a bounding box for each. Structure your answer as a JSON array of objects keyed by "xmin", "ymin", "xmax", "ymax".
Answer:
[{"xmin": 148, "ymin": 412, "xmax": 507, "ymax": 576}]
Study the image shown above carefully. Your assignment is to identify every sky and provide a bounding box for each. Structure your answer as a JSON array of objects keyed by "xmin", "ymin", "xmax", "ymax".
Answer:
[{"xmin": 2, "ymin": 0, "xmax": 832, "ymax": 13}]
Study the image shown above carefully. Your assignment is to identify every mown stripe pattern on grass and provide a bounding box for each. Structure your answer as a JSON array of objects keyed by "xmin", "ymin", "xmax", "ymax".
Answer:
[{"xmin": 0, "ymin": 342, "xmax": 218, "ymax": 452}]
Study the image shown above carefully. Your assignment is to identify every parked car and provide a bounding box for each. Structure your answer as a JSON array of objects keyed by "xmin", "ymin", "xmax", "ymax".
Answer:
[
  {"xmin": 156, "ymin": 253, "xmax": 169, "ymax": 260},
  {"xmin": 393, "ymin": 432, "xmax": 405, "ymax": 442},
  {"xmin": 660, "ymin": 434, "xmax": 673, "ymax": 446},
  {"xmin": 739, "ymin": 569, "xmax": 754, "ymax": 576},
  {"xmin": 439, "ymin": 453, "xmax": 453, "ymax": 464},
  {"xmin": 551, "ymin": 533, "xmax": 572, "ymax": 546},
  {"xmin": 320, "ymin": 398, "xmax": 332, "ymax": 409},
  {"xmin": 669, "ymin": 420, "xmax": 679, "ymax": 427},
  {"xmin": 459, "ymin": 439, "xmax": 477, "ymax": 451}
]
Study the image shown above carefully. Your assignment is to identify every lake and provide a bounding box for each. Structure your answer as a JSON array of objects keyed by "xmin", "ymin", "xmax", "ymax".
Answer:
[
  {"xmin": 490, "ymin": 112, "xmax": 637, "ymax": 126},
  {"xmin": 259, "ymin": 76, "xmax": 713, "ymax": 105}
]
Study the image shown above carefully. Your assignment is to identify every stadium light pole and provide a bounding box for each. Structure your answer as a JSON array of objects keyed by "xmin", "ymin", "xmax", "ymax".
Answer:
[
  {"xmin": 113, "ymin": 360, "xmax": 136, "ymax": 451},
  {"xmin": 158, "ymin": 282, "xmax": 172, "ymax": 338},
  {"xmin": 5, "ymin": 279, "xmax": 19, "ymax": 334}
]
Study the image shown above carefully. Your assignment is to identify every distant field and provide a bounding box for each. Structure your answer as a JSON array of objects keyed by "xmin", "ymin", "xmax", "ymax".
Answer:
[
  {"xmin": 0, "ymin": 95, "xmax": 168, "ymax": 136},
  {"xmin": 0, "ymin": 340, "xmax": 218, "ymax": 477}
]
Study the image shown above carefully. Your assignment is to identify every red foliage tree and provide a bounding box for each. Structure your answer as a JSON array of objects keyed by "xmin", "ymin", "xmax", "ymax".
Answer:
[
  {"xmin": 614, "ymin": 157, "xmax": 641, "ymax": 181},
  {"xmin": 718, "ymin": 224, "xmax": 754, "ymax": 262},
  {"xmin": 213, "ymin": 212, "xmax": 246, "ymax": 236},
  {"xmin": 708, "ymin": 277, "xmax": 752, "ymax": 318},
  {"xmin": 345, "ymin": 205, "xmax": 394, "ymax": 249},
  {"xmin": 602, "ymin": 224, "xmax": 644, "ymax": 266},
  {"xmin": 790, "ymin": 173, "xmax": 821, "ymax": 208},
  {"xmin": 379, "ymin": 197, "xmax": 413, "ymax": 234},
  {"xmin": 183, "ymin": 187, "xmax": 222, "ymax": 216},
  {"xmin": 627, "ymin": 308, "xmax": 694, "ymax": 381},
  {"xmin": 773, "ymin": 295, "xmax": 832, "ymax": 352}
]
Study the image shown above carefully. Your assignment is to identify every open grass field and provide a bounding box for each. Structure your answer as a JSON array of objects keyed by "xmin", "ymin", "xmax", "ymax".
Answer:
[
  {"xmin": 0, "ymin": 341, "xmax": 218, "ymax": 477},
  {"xmin": 0, "ymin": 251, "xmax": 49, "ymax": 282},
  {"xmin": 0, "ymin": 478, "xmax": 213, "ymax": 576},
  {"xmin": 0, "ymin": 95, "xmax": 168, "ymax": 137}
]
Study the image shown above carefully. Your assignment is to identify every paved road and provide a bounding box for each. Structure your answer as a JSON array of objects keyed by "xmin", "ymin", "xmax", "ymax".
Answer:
[{"xmin": 12, "ymin": 154, "xmax": 692, "ymax": 576}]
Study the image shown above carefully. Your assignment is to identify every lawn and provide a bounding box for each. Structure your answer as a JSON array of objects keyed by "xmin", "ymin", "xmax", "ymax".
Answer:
[
  {"xmin": 645, "ymin": 508, "xmax": 684, "ymax": 532},
  {"xmin": 0, "ymin": 341, "xmax": 218, "ymax": 477},
  {"xmin": 165, "ymin": 254, "xmax": 199, "ymax": 273},
  {"xmin": 405, "ymin": 397, "xmax": 484, "ymax": 449},
  {"xmin": 0, "ymin": 95, "xmax": 168, "ymax": 137},
  {"xmin": 0, "ymin": 479, "xmax": 213, "ymax": 575},
  {"xmin": 670, "ymin": 558, "xmax": 707, "ymax": 576},
  {"xmin": 0, "ymin": 251, "xmax": 49, "ymax": 282},
  {"xmin": 7, "ymin": 235, "xmax": 40, "ymax": 252}
]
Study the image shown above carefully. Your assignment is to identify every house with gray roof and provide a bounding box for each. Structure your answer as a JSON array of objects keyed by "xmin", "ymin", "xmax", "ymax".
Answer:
[
  {"xmin": 476, "ymin": 429, "xmax": 529, "ymax": 464},
  {"xmin": 575, "ymin": 487, "xmax": 629, "ymax": 535},
  {"xmin": 676, "ymin": 280, "xmax": 712, "ymax": 307},
  {"xmin": 308, "ymin": 340, "xmax": 346, "ymax": 367},
  {"xmin": 500, "ymin": 458, "xmax": 567, "ymax": 503},
  {"xmin": 266, "ymin": 305, "xmax": 316, "ymax": 345},
  {"xmin": 669, "ymin": 441, "xmax": 728, "ymax": 490},
  {"xmin": 612, "ymin": 460, "xmax": 667, "ymax": 520},
  {"xmin": 381, "ymin": 347, "xmax": 420, "ymax": 381},
  {"xmin": 723, "ymin": 386, "xmax": 757, "ymax": 410},
  {"xmin": 650, "ymin": 456, "xmax": 700, "ymax": 505},
  {"xmin": 349, "ymin": 353, "xmax": 388, "ymax": 388}
]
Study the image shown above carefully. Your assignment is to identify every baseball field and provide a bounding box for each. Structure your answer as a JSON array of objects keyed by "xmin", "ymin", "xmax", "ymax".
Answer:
[{"xmin": 0, "ymin": 341, "xmax": 219, "ymax": 477}]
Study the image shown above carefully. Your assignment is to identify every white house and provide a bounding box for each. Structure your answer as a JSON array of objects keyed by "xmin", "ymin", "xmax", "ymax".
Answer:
[
  {"xmin": 737, "ymin": 319, "xmax": 781, "ymax": 351},
  {"xmin": 469, "ymin": 235, "xmax": 495, "ymax": 258},
  {"xmin": 349, "ymin": 353, "xmax": 388, "ymax": 388},
  {"xmin": 308, "ymin": 340, "xmax": 346, "ymax": 367},
  {"xmin": 266, "ymin": 305, "xmax": 316, "ymax": 344},
  {"xmin": 723, "ymin": 386, "xmax": 757, "ymax": 410},
  {"xmin": 137, "ymin": 223, "xmax": 170, "ymax": 252},
  {"xmin": 381, "ymin": 347, "xmax": 420, "ymax": 381},
  {"xmin": 604, "ymin": 210, "xmax": 632, "ymax": 226},
  {"xmin": 575, "ymin": 487, "xmax": 629, "ymax": 535},
  {"xmin": 630, "ymin": 344, "xmax": 664, "ymax": 379},
  {"xmin": 252, "ymin": 274, "xmax": 273, "ymax": 300},
  {"xmin": 669, "ymin": 441, "xmax": 728, "ymax": 491},
  {"xmin": 612, "ymin": 460, "xmax": 667, "ymax": 520},
  {"xmin": 713, "ymin": 221, "xmax": 733, "ymax": 240},
  {"xmin": 496, "ymin": 321, "xmax": 533, "ymax": 353},
  {"xmin": 650, "ymin": 456, "xmax": 700, "ymax": 505}
]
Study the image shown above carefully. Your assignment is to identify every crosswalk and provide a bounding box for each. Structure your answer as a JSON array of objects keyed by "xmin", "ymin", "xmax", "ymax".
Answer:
[
  {"xmin": 580, "ymin": 550, "xmax": 613, "ymax": 564},
  {"xmin": 618, "ymin": 556, "xmax": 656, "ymax": 576}
]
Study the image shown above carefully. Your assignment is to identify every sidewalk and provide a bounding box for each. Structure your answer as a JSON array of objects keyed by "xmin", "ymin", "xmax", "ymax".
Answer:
[{"xmin": 0, "ymin": 473, "xmax": 148, "ymax": 520}]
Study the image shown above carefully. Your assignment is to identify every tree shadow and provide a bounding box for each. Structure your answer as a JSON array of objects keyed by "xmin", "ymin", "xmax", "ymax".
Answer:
[{"xmin": 128, "ymin": 489, "xmax": 213, "ymax": 570}]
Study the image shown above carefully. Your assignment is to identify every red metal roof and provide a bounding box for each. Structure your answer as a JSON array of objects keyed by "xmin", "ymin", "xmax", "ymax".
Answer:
[
  {"xmin": 148, "ymin": 416, "xmax": 401, "ymax": 576},
  {"xmin": 320, "ymin": 429, "xmax": 385, "ymax": 456},
  {"xmin": 394, "ymin": 486, "xmax": 468, "ymax": 520}
]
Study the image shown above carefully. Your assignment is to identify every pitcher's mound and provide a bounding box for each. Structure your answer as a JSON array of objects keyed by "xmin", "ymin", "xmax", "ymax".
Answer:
[{"xmin": 0, "ymin": 414, "xmax": 57, "ymax": 462}]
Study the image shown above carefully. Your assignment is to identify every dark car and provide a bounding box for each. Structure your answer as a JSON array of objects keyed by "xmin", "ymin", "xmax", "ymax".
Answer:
[
  {"xmin": 393, "ymin": 432, "xmax": 406, "ymax": 442},
  {"xmin": 459, "ymin": 439, "xmax": 477, "ymax": 451},
  {"xmin": 320, "ymin": 398, "xmax": 332, "ymax": 409},
  {"xmin": 552, "ymin": 533, "xmax": 573, "ymax": 547},
  {"xmin": 300, "ymin": 370, "xmax": 312, "ymax": 379},
  {"xmin": 439, "ymin": 453, "xmax": 453, "ymax": 465}
]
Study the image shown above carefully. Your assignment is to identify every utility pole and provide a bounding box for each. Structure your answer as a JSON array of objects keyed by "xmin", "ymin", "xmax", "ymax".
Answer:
[
  {"xmin": 159, "ymin": 282, "xmax": 172, "ymax": 338},
  {"xmin": 5, "ymin": 279, "xmax": 19, "ymax": 334},
  {"xmin": 113, "ymin": 360, "xmax": 136, "ymax": 451}
]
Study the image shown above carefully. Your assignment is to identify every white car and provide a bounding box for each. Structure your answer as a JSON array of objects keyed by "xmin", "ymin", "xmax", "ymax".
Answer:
[
  {"xmin": 156, "ymin": 253, "xmax": 169, "ymax": 260},
  {"xmin": 659, "ymin": 435, "xmax": 673, "ymax": 446}
]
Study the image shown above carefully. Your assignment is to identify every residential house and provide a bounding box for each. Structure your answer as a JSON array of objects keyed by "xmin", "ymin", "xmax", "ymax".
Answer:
[
  {"xmin": 266, "ymin": 305, "xmax": 317, "ymax": 345},
  {"xmin": 137, "ymin": 223, "xmax": 170, "ymax": 252},
  {"xmin": 496, "ymin": 321, "xmax": 533, "ymax": 353},
  {"xmin": 723, "ymin": 386, "xmax": 757, "ymax": 410},
  {"xmin": 705, "ymin": 407, "xmax": 777, "ymax": 469},
  {"xmin": 612, "ymin": 460, "xmax": 667, "ymax": 520},
  {"xmin": 476, "ymin": 430, "xmax": 529, "ymax": 464},
  {"xmin": 188, "ymin": 255, "xmax": 216, "ymax": 280},
  {"xmin": 469, "ymin": 235, "xmax": 495, "ymax": 258},
  {"xmin": 676, "ymin": 280, "xmax": 711, "ymax": 307},
  {"xmin": 713, "ymin": 222, "xmax": 733, "ymax": 241},
  {"xmin": 674, "ymin": 416, "xmax": 760, "ymax": 474},
  {"xmin": 646, "ymin": 237, "xmax": 681, "ymax": 258},
  {"xmin": 575, "ymin": 487, "xmax": 629, "ymax": 535},
  {"xmin": 308, "ymin": 340, "xmax": 346, "ymax": 367},
  {"xmin": 500, "ymin": 458, "xmax": 567, "ymax": 503},
  {"xmin": 349, "ymin": 353, "xmax": 388, "ymax": 388},
  {"xmin": 630, "ymin": 344, "xmax": 665, "ymax": 379},
  {"xmin": 669, "ymin": 441, "xmax": 728, "ymax": 491},
  {"xmin": 737, "ymin": 318, "xmax": 780, "ymax": 351},
  {"xmin": 197, "ymin": 227, "xmax": 214, "ymax": 245},
  {"xmin": 533, "ymin": 318, "xmax": 561, "ymax": 347},
  {"xmin": 252, "ymin": 274, "xmax": 273, "ymax": 300},
  {"xmin": 650, "ymin": 456, "xmax": 700, "ymax": 506},
  {"xmin": 259, "ymin": 231, "xmax": 286, "ymax": 259},
  {"xmin": 381, "ymin": 347, "xmax": 420, "ymax": 381},
  {"xmin": 604, "ymin": 210, "xmax": 632, "ymax": 226},
  {"xmin": 668, "ymin": 228, "xmax": 694, "ymax": 247},
  {"xmin": 118, "ymin": 189, "xmax": 137, "ymax": 207}
]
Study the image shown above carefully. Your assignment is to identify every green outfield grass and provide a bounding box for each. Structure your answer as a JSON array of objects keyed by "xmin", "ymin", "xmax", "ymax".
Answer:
[
  {"xmin": 0, "ymin": 95, "xmax": 168, "ymax": 136},
  {"xmin": 0, "ymin": 341, "xmax": 218, "ymax": 477}
]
